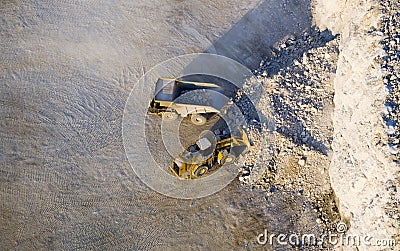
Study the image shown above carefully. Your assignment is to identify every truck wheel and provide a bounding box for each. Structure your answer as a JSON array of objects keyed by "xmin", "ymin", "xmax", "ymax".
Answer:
[
  {"xmin": 162, "ymin": 110, "xmax": 178, "ymax": 121},
  {"xmin": 193, "ymin": 165, "xmax": 209, "ymax": 177},
  {"xmin": 191, "ymin": 114, "xmax": 207, "ymax": 125},
  {"xmin": 222, "ymin": 154, "xmax": 236, "ymax": 164}
]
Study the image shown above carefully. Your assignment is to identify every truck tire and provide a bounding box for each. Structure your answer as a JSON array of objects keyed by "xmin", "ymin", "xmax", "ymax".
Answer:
[
  {"xmin": 190, "ymin": 114, "xmax": 207, "ymax": 125},
  {"xmin": 193, "ymin": 165, "xmax": 209, "ymax": 177},
  {"xmin": 162, "ymin": 110, "xmax": 178, "ymax": 121},
  {"xmin": 222, "ymin": 154, "xmax": 236, "ymax": 164}
]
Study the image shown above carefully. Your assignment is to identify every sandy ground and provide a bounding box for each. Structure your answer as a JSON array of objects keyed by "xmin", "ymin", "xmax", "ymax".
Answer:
[{"xmin": 1, "ymin": 0, "xmax": 398, "ymax": 250}]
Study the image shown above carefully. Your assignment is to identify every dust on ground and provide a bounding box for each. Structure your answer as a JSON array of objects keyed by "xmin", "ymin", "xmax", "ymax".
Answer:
[{"xmin": 1, "ymin": 0, "xmax": 399, "ymax": 250}]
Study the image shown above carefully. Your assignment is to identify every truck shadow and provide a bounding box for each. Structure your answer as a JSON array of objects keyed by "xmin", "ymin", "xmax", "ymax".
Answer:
[
  {"xmin": 196, "ymin": 0, "xmax": 336, "ymax": 155},
  {"xmin": 205, "ymin": 0, "xmax": 313, "ymax": 71}
]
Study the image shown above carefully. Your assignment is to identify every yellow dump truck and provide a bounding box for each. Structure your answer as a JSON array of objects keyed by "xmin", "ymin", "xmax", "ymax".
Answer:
[
  {"xmin": 170, "ymin": 127, "xmax": 251, "ymax": 179},
  {"xmin": 148, "ymin": 78, "xmax": 227, "ymax": 125}
]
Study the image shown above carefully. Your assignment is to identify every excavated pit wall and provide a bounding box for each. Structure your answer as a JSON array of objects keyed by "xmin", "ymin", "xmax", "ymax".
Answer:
[{"xmin": 313, "ymin": 0, "xmax": 398, "ymax": 248}]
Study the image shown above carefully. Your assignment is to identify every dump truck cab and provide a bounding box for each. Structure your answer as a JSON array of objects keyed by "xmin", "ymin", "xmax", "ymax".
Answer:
[{"xmin": 148, "ymin": 78, "xmax": 228, "ymax": 125}]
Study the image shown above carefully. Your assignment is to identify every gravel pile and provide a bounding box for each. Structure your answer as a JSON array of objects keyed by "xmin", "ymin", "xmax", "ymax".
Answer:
[
  {"xmin": 378, "ymin": 0, "xmax": 400, "ymax": 159},
  {"xmin": 259, "ymin": 28, "xmax": 337, "ymax": 155},
  {"xmin": 237, "ymin": 27, "xmax": 342, "ymax": 234},
  {"xmin": 240, "ymin": 27, "xmax": 338, "ymax": 183}
]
